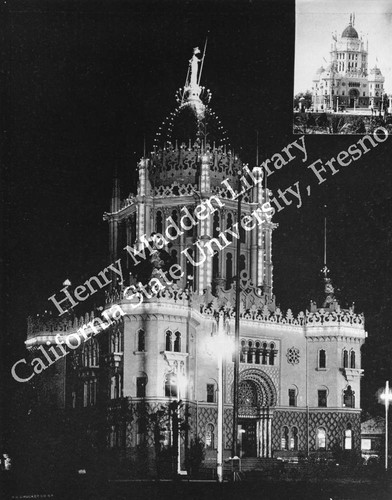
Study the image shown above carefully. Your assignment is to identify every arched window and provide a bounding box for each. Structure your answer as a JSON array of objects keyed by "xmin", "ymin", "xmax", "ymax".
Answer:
[
  {"xmin": 137, "ymin": 329, "xmax": 145, "ymax": 352},
  {"xmin": 226, "ymin": 213, "xmax": 233, "ymax": 242},
  {"xmin": 343, "ymin": 349, "xmax": 348, "ymax": 368},
  {"xmin": 261, "ymin": 342, "xmax": 268, "ymax": 365},
  {"xmin": 291, "ymin": 427, "xmax": 299, "ymax": 451},
  {"xmin": 213, "ymin": 253, "xmax": 219, "ymax": 279},
  {"xmin": 316, "ymin": 427, "xmax": 326, "ymax": 450},
  {"xmin": 269, "ymin": 342, "xmax": 275, "ymax": 365},
  {"xmin": 281, "ymin": 426, "xmax": 289, "ymax": 450},
  {"xmin": 344, "ymin": 423, "xmax": 352, "ymax": 450},
  {"xmin": 289, "ymin": 388, "xmax": 297, "ymax": 407},
  {"xmin": 247, "ymin": 341, "xmax": 253, "ymax": 363},
  {"xmin": 137, "ymin": 376, "xmax": 147, "ymax": 398},
  {"xmin": 255, "ymin": 342, "xmax": 261, "ymax": 364},
  {"xmin": 319, "ymin": 349, "xmax": 326, "ymax": 369},
  {"xmin": 239, "ymin": 254, "xmax": 246, "ymax": 274},
  {"xmin": 240, "ymin": 217, "xmax": 246, "ymax": 243},
  {"xmin": 343, "ymin": 385, "xmax": 355, "ymax": 408},
  {"xmin": 165, "ymin": 330, "xmax": 172, "ymax": 351},
  {"xmin": 156, "ymin": 210, "xmax": 163, "ymax": 234},
  {"xmin": 206, "ymin": 424, "xmax": 215, "ymax": 449},
  {"xmin": 91, "ymin": 339, "xmax": 99, "ymax": 367},
  {"xmin": 350, "ymin": 351, "xmax": 356, "ymax": 369},
  {"xmin": 318, "ymin": 388, "xmax": 328, "ymax": 407},
  {"xmin": 240, "ymin": 340, "xmax": 246, "ymax": 363},
  {"xmin": 174, "ymin": 331, "xmax": 181, "ymax": 352},
  {"xmin": 226, "ymin": 253, "xmax": 233, "ymax": 284},
  {"xmin": 213, "ymin": 212, "xmax": 220, "ymax": 238}
]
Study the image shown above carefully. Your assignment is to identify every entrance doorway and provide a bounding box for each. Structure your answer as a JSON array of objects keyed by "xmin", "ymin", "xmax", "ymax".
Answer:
[
  {"xmin": 349, "ymin": 88, "xmax": 359, "ymax": 108},
  {"xmin": 239, "ymin": 420, "xmax": 257, "ymax": 457}
]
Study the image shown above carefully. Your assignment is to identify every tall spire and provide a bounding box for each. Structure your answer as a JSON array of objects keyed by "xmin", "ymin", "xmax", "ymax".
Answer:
[{"xmin": 321, "ymin": 210, "xmax": 335, "ymax": 307}]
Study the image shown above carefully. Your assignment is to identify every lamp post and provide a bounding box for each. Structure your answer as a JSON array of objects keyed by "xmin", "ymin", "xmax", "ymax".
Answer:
[
  {"xmin": 381, "ymin": 380, "xmax": 392, "ymax": 470},
  {"xmin": 176, "ymin": 371, "xmax": 187, "ymax": 475},
  {"xmin": 207, "ymin": 312, "xmax": 233, "ymax": 482}
]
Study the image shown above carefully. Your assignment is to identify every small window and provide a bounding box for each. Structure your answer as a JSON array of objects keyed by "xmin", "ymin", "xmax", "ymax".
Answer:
[
  {"xmin": 174, "ymin": 331, "xmax": 181, "ymax": 352},
  {"xmin": 344, "ymin": 424, "xmax": 352, "ymax": 450},
  {"xmin": 343, "ymin": 385, "xmax": 355, "ymax": 408},
  {"xmin": 343, "ymin": 349, "xmax": 348, "ymax": 368},
  {"xmin": 207, "ymin": 383, "xmax": 215, "ymax": 403},
  {"xmin": 137, "ymin": 377, "xmax": 147, "ymax": 398},
  {"xmin": 137, "ymin": 330, "xmax": 145, "ymax": 352},
  {"xmin": 318, "ymin": 389, "xmax": 327, "ymax": 408},
  {"xmin": 316, "ymin": 427, "xmax": 326, "ymax": 450},
  {"xmin": 350, "ymin": 351, "xmax": 356, "ymax": 369},
  {"xmin": 289, "ymin": 389, "xmax": 297, "ymax": 407},
  {"xmin": 165, "ymin": 330, "xmax": 172, "ymax": 351},
  {"xmin": 319, "ymin": 349, "xmax": 326, "ymax": 369},
  {"xmin": 269, "ymin": 343, "xmax": 275, "ymax": 365}
]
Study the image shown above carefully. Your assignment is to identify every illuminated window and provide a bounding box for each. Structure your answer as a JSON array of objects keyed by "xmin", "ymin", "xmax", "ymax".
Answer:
[
  {"xmin": 316, "ymin": 427, "xmax": 326, "ymax": 450},
  {"xmin": 291, "ymin": 427, "xmax": 299, "ymax": 451},
  {"xmin": 344, "ymin": 424, "xmax": 352, "ymax": 450},
  {"xmin": 362, "ymin": 439, "xmax": 372, "ymax": 450},
  {"xmin": 281, "ymin": 426, "xmax": 289, "ymax": 450},
  {"xmin": 206, "ymin": 424, "xmax": 215, "ymax": 449},
  {"xmin": 165, "ymin": 373, "xmax": 177, "ymax": 398}
]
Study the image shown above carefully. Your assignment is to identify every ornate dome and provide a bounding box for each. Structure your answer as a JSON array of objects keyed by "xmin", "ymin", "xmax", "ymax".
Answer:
[
  {"xmin": 342, "ymin": 24, "xmax": 358, "ymax": 39},
  {"xmin": 149, "ymin": 48, "xmax": 241, "ymax": 188}
]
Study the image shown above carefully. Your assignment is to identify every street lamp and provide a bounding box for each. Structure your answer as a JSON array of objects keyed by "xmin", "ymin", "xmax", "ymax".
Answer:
[
  {"xmin": 176, "ymin": 371, "xmax": 187, "ymax": 476},
  {"xmin": 207, "ymin": 312, "xmax": 234, "ymax": 482},
  {"xmin": 380, "ymin": 380, "xmax": 392, "ymax": 470}
]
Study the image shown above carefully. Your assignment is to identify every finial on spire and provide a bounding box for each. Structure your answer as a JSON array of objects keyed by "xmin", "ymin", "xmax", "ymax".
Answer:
[
  {"xmin": 321, "ymin": 209, "xmax": 335, "ymax": 306},
  {"xmin": 349, "ymin": 13, "xmax": 352, "ymax": 25}
]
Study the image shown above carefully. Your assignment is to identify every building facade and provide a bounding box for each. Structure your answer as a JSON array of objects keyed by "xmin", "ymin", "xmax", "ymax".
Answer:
[
  {"xmin": 24, "ymin": 48, "xmax": 366, "ymax": 473},
  {"xmin": 312, "ymin": 14, "xmax": 385, "ymax": 112}
]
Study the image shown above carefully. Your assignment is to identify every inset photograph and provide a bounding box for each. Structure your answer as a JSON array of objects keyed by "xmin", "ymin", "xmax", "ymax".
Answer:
[{"xmin": 294, "ymin": 0, "xmax": 392, "ymax": 134}]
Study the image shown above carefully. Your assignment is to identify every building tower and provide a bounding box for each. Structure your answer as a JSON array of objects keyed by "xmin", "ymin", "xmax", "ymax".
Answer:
[{"xmin": 23, "ymin": 47, "xmax": 367, "ymax": 475}]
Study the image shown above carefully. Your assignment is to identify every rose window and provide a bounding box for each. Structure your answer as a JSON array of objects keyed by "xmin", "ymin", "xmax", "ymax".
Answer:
[
  {"xmin": 286, "ymin": 347, "xmax": 300, "ymax": 365},
  {"xmin": 238, "ymin": 380, "xmax": 257, "ymax": 407}
]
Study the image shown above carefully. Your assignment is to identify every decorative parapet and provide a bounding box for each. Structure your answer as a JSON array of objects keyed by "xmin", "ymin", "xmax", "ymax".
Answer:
[
  {"xmin": 27, "ymin": 310, "xmax": 102, "ymax": 339},
  {"xmin": 104, "ymin": 282, "xmax": 364, "ymax": 331}
]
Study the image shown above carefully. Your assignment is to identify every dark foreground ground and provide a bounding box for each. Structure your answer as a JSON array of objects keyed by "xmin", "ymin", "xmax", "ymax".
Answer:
[{"xmin": 2, "ymin": 475, "xmax": 392, "ymax": 500}]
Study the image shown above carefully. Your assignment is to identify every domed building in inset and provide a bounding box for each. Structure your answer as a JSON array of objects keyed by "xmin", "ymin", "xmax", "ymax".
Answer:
[{"xmin": 312, "ymin": 14, "xmax": 385, "ymax": 112}]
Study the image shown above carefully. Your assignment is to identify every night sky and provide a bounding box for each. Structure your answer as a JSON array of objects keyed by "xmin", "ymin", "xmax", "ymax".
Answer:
[{"xmin": 2, "ymin": 0, "xmax": 392, "ymax": 435}]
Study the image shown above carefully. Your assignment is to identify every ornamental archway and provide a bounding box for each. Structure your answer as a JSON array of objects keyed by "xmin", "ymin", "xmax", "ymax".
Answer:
[{"xmin": 236, "ymin": 369, "xmax": 277, "ymax": 457}]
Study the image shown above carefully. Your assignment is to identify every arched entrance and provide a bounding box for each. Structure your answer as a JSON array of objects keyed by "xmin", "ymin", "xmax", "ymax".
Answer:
[
  {"xmin": 237, "ymin": 369, "xmax": 277, "ymax": 458},
  {"xmin": 349, "ymin": 88, "xmax": 359, "ymax": 108}
]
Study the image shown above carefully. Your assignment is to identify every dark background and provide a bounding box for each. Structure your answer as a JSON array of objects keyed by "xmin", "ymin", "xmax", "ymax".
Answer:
[{"xmin": 2, "ymin": 0, "xmax": 392, "ymax": 450}]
